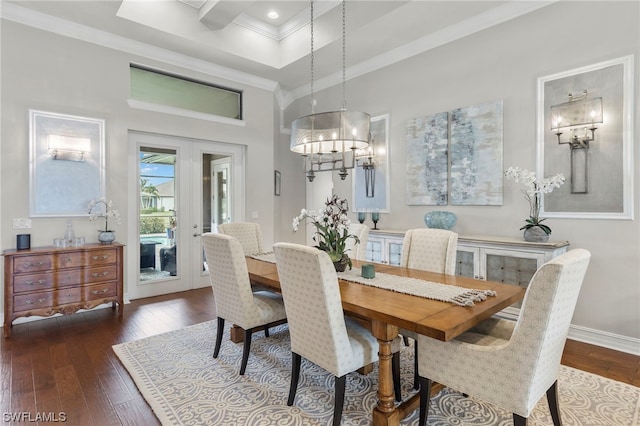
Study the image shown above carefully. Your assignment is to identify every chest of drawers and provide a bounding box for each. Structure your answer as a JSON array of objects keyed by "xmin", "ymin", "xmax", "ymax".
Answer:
[{"xmin": 3, "ymin": 243, "xmax": 124, "ymax": 337}]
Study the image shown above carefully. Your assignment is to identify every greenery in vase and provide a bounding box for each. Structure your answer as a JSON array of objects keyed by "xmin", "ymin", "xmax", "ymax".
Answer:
[
  {"xmin": 88, "ymin": 198, "xmax": 122, "ymax": 232},
  {"xmin": 292, "ymin": 194, "xmax": 359, "ymax": 269},
  {"xmin": 504, "ymin": 166, "xmax": 565, "ymax": 235}
]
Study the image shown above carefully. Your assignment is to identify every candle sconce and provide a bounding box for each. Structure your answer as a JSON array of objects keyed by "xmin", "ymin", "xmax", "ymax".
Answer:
[
  {"xmin": 371, "ymin": 212, "xmax": 380, "ymax": 230},
  {"xmin": 550, "ymin": 90, "xmax": 603, "ymax": 194},
  {"xmin": 357, "ymin": 211, "xmax": 366, "ymax": 224}
]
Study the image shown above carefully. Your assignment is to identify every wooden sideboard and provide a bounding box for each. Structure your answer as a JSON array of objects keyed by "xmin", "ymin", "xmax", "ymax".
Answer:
[{"xmin": 3, "ymin": 243, "xmax": 124, "ymax": 337}]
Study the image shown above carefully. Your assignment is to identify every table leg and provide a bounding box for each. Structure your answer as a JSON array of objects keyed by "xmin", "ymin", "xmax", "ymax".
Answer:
[{"xmin": 371, "ymin": 320, "xmax": 400, "ymax": 426}]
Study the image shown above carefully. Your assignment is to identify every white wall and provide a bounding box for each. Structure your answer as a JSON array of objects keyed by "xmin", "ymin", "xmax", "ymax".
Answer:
[
  {"xmin": 283, "ymin": 1, "xmax": 640, "ymax": 348},
  {"xmin": 1, "ymin": 21, "xmax": 276, "ymax": 295}
]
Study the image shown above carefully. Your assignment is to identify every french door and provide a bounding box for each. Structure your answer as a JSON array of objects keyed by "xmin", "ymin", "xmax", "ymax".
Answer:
[{"xmin": 127, "ymin": 131, "xmax": 245, "ymax": 300}]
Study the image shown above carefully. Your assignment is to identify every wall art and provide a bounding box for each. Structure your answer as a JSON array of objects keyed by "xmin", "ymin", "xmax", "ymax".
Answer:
[{"xmin": 353, "ymin": 114, "xmax": 390, "ymax": 212}]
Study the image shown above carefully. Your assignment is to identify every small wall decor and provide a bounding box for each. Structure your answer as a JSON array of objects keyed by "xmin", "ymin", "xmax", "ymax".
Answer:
[
  {"xmin": 405, "ymin": 101, "xmax": 503, "ymax": 206},
  {"xmin": 353, "ymin": 114, "xmax": 390, "ymax": 212},
  {"xmin": 537, "ymin": 55, "xmax": 634, "ymax": 219},
  {"xmin": 30, "ymin": 110, "xmax": 105, "ymax": 217},
  {"xmin": 274, "ymin": 170, "xmax": 281, "ymax": 196}
]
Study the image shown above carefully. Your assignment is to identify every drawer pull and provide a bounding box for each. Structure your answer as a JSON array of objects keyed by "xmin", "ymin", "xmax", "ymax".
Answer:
[
  {"xmin": 25, "ymin": 279, "xmax": 47, "ymax": 286},
  {"xmin": 23, "ymin": 260, "xmax": 47, "ymax": 269},
  {"xmin": 25, "ymin": 298, "xmax": 46, "ymax": 305},
  {"xmin": 64, "ymin": 257, "xmax": 73, "ymax": 263},
  {"xmin": 91, "ymin": 255, "xmax": 110, "ymax": 261},
  {"xmin": 91, "ymin": 271, "xmax": 110, "ymax": 278},
  {"xmin": 91, "ymin": 289, "xmax": 110, "ymax": 295}
]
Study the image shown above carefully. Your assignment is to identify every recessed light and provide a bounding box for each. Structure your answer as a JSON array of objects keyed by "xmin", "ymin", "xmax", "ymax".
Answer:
[{"xmin": 267, "ymin": 11, "xmax": 279, "ymax": 20}]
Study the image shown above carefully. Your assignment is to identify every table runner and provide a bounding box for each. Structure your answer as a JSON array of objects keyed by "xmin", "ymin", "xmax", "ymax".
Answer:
[{"xmin": 249, "ymin": 252, "xmax": 495, "ymax": 306}]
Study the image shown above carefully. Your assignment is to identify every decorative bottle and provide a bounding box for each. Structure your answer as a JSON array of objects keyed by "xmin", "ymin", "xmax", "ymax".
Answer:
[{"xmin": 64, "ymin": 220, "xmax": 75, "ymax": 245}]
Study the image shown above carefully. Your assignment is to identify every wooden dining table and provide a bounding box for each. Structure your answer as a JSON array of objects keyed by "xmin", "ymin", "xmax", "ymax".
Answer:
[{"xmin": 244, "ymin": 256, "xmax": 525, "ymax": 426}]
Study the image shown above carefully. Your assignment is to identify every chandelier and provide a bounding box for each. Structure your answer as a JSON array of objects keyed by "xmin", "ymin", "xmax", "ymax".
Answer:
[{"xmin": 290, "ymin": 0, "xmax": 371, "ymax": 182}]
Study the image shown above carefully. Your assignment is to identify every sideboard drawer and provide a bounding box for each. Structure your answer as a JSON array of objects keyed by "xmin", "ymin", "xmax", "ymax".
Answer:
[
  {"xmin": 13, "ymin": 255, "xmax": 54, "ymax": 273},
  {"xmin": 14, "ymin": 288, "xmax": 81, "ymax": 312},
  {"xmin": 85, "ymin": 249, "xmax": 118, "ymax": 266},
  {"xmin": 14, "ymin": 273, "xmax": 54, "ymax": 293},
  {"xmin": 83, "ymin": 282, "xmax": 118, "ymax": 301},
  {"xmin": 84, "ymin": 265, "xmax": 118, "ymax": 283},
  {"xmin": 56, "ymin": 252, "xmax": 84, "ymax": 269}
]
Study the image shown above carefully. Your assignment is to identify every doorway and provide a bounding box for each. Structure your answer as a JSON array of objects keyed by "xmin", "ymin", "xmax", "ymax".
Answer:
[{"xmin": 127, "ymin": 131, "xmax": 245, "ymax": 300}]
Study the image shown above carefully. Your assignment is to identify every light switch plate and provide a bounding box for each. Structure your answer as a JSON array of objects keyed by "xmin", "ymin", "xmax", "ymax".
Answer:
[{"xmin": 13, "ymin": 218, "xmax": 32, "ymax": 229}]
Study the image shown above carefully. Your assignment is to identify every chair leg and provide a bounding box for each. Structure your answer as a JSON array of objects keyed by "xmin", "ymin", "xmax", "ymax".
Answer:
[
  {"xmin": 403, "ymin": 335, "xmax": 410, "ymax": 346},
  {"xmin": 392, "ymin": 352, "xmax": 401, "ymax": 402},
  {"xmin": 287, "ymin": 353, "xmax": 302, "ymax": 406},
  {"xmin": 513, "ymin": 414, "xmax": 527, "ymax": 426},
  {"xmin": 413, "ymin": 343, "xmax": 420, "ymax": 390},
  {"xmin": 213, "ymin": 317, "xmax": 225, "ymax": 358},
  {"xmin": 418, "ymin": 376, "xmax": 432, "ymax": 426},
  {"xmin": 239, "ymin": 329, "xmax": 253, "ymax": 375},
  {"xmin": 264, "ymin": 326, "xmax": 270, "ymax": 338},
  {"xmin": 546, "ymin": 380, "xmax": 562, "ymax": 426},
  {"xmin": 333, "ymin": 375, "xmax": 347, "ymax": 426}
]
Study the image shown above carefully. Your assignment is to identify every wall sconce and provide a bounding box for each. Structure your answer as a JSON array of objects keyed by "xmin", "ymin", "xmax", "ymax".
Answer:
[
  {"xmin": 355, "ymin": 139, "xmax": 375, "ymax": 198},
  {"xmin": 550, "ymin": 90, "xmax": 603, "ymax": 193},
  {"xmin": 48, "ymin": 134, "xmax": 91, "ymax": 162}
]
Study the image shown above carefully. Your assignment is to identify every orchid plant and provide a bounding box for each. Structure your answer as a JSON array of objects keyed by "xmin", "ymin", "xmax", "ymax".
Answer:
[
  {"xmin": 292, "ymin": 194, "xmax": 359, "ymax": 268},
  {"xmin": 504, "ymin": 166, "xmax": 566, "ymax": 235},
  {"xmin": 88, "ymin": 198, "xmax": 122, "ymax": 232}
]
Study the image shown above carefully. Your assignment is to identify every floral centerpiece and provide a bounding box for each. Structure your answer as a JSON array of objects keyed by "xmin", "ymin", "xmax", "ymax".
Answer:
[
  {"xmin": 504, "ymin": 166, "xmax": 565, "ymax": 242},
  {"xmin": 292, "ymin": 194, "xmax": 359, "ymax": 271},
  {"xmin": 88, "ymin": 197, "xmax": 121, "ymax": 244}
]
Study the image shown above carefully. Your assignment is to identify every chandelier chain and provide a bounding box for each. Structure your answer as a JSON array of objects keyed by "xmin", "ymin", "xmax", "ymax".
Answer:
[
  {"xmin": 341, "ymin": 0, "xmax": 346, "ymax": 111},
  {"xmin": 310, "ymin": 0, "xmax": 315, "ymax": 114}
]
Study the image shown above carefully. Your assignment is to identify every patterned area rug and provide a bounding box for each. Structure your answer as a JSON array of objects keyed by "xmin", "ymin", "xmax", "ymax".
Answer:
[{"xmin": 113, "ymin": 321, "xmax": 640, "ymax": 425}]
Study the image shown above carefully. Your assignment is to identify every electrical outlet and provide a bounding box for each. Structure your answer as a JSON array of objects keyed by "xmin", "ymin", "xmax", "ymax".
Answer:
[
  {"xmin": 13, "ymin": 218, "xmax": 32, "ymax": 229},
  {"xmin": 251, "ymin": 211, "xmax": 259, "ymax": 219}
]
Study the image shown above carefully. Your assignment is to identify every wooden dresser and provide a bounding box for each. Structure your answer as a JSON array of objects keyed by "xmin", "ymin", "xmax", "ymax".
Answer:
[{"xmin": 3, "ymin": 243, "xmax": 124, "ymax": 337}]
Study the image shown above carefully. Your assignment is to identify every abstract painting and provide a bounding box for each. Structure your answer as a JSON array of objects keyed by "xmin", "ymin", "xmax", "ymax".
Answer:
[
  {"xmin": 450, "ymin": 100, "xmax": 503, "ymax": 205},
  {"xmin": 405, "ymin": 112, "xmax": 449, "ymax": 205}
]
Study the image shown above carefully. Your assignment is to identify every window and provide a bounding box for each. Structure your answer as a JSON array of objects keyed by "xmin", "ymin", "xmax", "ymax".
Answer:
[{"xmin": 130, "ymin": 65, "xmax": 242, "ymax": 120}]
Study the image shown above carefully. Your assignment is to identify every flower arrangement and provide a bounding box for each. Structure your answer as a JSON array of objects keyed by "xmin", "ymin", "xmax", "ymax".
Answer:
[
  {"xmin": 292, "ymin": 194, "xmax": 359, "ymax": 270},
  {"xmin": 504, "ymin": 166, "xmax": 565, "ymax": 235},
  {"xmin": 88, "ymin": 198, "xmax": 121, "ymax": 232}
]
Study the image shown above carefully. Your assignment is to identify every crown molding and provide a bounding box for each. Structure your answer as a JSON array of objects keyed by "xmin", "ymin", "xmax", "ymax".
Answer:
[{"xmin": 1, "ymin": 2, "xmax": 279, "ymax": 93}]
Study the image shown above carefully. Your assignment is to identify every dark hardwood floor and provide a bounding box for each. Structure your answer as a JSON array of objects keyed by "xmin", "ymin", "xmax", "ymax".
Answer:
[{"xmin": 1, "ymin": 287, "xmax": 638, "ymax": 425}]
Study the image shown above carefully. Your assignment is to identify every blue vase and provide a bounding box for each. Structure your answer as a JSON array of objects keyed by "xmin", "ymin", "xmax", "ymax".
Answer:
[{"xmin": 424, "ymin": 211, "xmax": 457, "ymax": 230}]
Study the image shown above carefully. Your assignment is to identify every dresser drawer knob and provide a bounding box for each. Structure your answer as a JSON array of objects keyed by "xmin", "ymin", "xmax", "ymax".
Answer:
[
  {"xmin": 91, "ymin": 255, "xmax": 110, "ymax": 261},
  {"xmin": 23, "ymin": 260, "xmax": 46, "ymax": 269},
  {"xmin": 91, "ymin": 289, "xmax": 110, "ymax": 295},
  {"xmin": 91, "ymin": 271, "xmax": 110, "ymax": 278},
  {"xmin": 25, "ymin": 298, "xmax": 46, "ymax": 305}
]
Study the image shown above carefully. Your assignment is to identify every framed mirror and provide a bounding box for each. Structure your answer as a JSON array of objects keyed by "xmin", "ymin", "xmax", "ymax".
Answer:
[{"xmin": 29, "ymin": 110, "xmax": 105, "ymax": 217}]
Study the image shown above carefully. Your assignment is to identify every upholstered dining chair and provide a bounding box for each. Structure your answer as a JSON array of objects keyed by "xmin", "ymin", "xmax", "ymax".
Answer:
[
  {"xmin": 416, "ymin": 248, "xmax": 591, "ymax": 426},
  {"xmin": 218, "ymin": 222, "xmax": 265, "ymax": 255},
  {"xmin": 202, "ymin": 233, "xmax": 287, "ymax": 375},
  {"xmin": 399, "ymin": 228, "xmax": 459, "ymax": 389},
  {"xmin": 345, "ymin": 223, "xmax": 370, "ymax": 260},
  {"xmin": 273, "ymin": 243, "xmax": 402, "ymax": 425}
]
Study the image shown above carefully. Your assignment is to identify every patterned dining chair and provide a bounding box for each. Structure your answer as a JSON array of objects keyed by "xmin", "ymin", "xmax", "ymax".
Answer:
[
  {"xmin": 202, "ymin": 233, "xmax": 287, "ymax": 375},
  {"xmin": 399, "ymin": 228, "xmax": 459, "ymax": 389},
  {"xmin": 417, "ymin": 248, "xmax": 591, "ymax": 426},
  {"xmin": 218, "ymin": 222, "xmax": 265, "ymax": 255},
  {"xmin": 345, "ymin": 223, "xmax": 369, "ymax": 260},
  {"xmin": 273, "ymin": 243, "xmax": 402, "ymax": 425}
]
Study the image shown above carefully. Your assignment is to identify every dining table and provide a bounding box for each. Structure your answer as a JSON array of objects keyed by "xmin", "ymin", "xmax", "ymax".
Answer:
[{"xmin": 244, "ymin": 255, "xmax": 526, "ymax": 426}]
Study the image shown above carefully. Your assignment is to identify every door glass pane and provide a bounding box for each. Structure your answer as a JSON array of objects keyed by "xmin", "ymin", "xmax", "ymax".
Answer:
[
  {"xmin": 367, "ymin": 240, "xmax": 383, "ymax": 263},
  {"xmin": 139, "ymin": 147, "xmax": 178, "ymax": 281},
  {"xmin": 485, "ymin": 254, "xmax": 538, "ymax": 308},
  {"xmin": 456, "ymin": 250, "xmax": 475, "ymax": 277},
  {"xmin": 388, "ymin": 242, "xmax": 403, "ymax": 266}
]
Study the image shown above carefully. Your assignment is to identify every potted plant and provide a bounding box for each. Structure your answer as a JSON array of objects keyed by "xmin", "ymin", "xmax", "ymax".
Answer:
[
  {"xmin": 293, "ymin": 194, "xmax": 359, "ymax": 271},
  {"xmin": 88, "ymin": 197, "xmax": 122, "ymax": 244},
  {"xmin": 504, "ymin": 166, "xmax": 565, "ymax": 242}
]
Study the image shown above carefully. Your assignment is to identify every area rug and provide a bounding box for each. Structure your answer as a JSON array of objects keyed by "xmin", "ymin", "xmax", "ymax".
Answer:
[{"xmin": 113, "ymin": 321, "xmax": 640, "ymax": 425}]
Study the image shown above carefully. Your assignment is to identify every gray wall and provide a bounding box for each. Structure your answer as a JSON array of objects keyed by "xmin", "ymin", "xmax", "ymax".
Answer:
[
  {"xmin": 1, "ymin": 21, "xmax": 277, "ymax": 294},
  {"xmin": 283, "ymin": 1, "xmax": 640, "ymax": 346}
]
